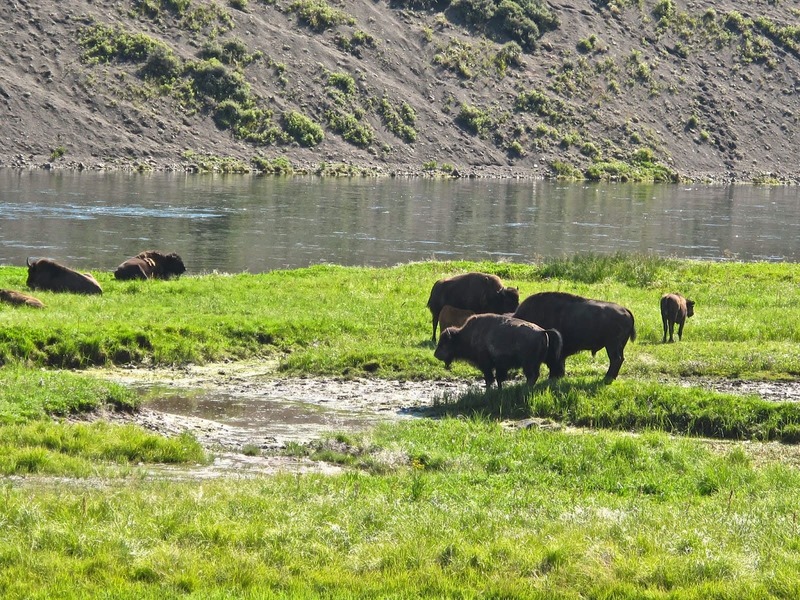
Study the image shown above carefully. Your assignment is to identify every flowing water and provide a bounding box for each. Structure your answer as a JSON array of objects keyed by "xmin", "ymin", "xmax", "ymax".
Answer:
[{"xmin": 3, "ymin": 170, "xmax": 799, "ymax": 272}]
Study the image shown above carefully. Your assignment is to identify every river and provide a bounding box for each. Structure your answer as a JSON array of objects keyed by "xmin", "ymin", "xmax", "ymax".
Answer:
[{"xmin": 2, "ymin": 170, "xmax": 799, "ymax": 272}]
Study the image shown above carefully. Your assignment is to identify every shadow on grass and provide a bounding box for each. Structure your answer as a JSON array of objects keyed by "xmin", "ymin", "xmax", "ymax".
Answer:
[{"xmin": 430, "ymin": 376, "xmax": 800, "ymax": 443}]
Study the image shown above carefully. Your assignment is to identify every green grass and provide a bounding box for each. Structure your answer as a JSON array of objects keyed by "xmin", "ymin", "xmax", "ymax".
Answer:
[
  {"xmin": 1, "ymin": 256, "xmax": 798, "ymax": 379},
  {"xmin": 1, "ymin": 418, "xmax": 800, "ymax": 597},
  {"xmin": 2, "ymin": 256, "xmax": 800, "ymax": 597}
]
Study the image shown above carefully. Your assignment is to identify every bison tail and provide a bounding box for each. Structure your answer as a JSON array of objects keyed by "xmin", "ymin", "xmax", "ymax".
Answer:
[
  {"xmin": 629, "ymin": 311, "xmax": 637, "ymax": 342},
  {"xmin": 545, "ymin": 329, "xmax": 563, "ymax": 364}
]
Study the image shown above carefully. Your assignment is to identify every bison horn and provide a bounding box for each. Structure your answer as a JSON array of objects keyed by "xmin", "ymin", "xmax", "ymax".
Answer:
[{"xmin": 26, "ymin": 257, "xmax": 31, "ymax": 267}]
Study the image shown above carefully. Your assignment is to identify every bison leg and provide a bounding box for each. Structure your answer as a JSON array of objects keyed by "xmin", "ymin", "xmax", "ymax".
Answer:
[
  {"xmin": 677, "ymin": 320, "xmax": 685, "ymax": 341},
  {"xmin": 548, "ymin": 358, "xmax": 566, "ymax": 379},
  {"xmin": 662, "ymin": 316, "xmax": 669, "ymax": 343},
  {"xmin": 482, "ymin": 369, "xmax": 496, "ymax": 390},
  {"xmin": 604, "ymin": 346, "xmax": 625, "ymax": 382},
  {"xmin": 431, "ymin": 313, "xmax": 439, "ymax": 342}
]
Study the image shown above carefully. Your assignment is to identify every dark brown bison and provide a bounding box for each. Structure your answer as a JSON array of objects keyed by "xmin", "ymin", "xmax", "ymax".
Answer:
[
  {"xmin": 0, "ymin": 289, "xmax": 45, "ymax": 308},
  {"xmin": 26, "ymin": 258, "xmax": 103, "ymax": 295},
  {"xmin": 513, "ymin": 291, "xmax": 636, "ymax": 382},
  {"xmin": 114, "ymin": 250, "xmax": 186, "ymax": 280},
  {"xmin": 434, "ymin": 314, "xmax": 563, "ymax": 389},
  {"xmin": 661, "ymin": 293, "xmax": 694, "ymax": 343},
  {"xmin": 427, "ymin": 272, "xmax": 519, "ymax": 341},
  {"xmin": 437, "ymin": 305, "xmax": 475, "ymax": 337}
]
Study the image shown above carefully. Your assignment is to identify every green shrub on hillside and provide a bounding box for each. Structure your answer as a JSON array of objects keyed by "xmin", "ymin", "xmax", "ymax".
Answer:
[
  {"xmin": 283, "ymin": 111, "xmax": 325, "ymax": 146},
  {"xmin": 288, "ymin": 0, "xmax": 355, "ymax": 31}
]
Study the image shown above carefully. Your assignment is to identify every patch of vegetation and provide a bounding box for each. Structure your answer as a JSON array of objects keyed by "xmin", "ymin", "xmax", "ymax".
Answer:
[
  {"xmin": 199, "ymin": 38, "xmax": 262, "ymax": 68},
  {"xmin": 456, "ymin": 102, "xmax": 494, "ymax": 136},
  {"xmin": 585, "ymin": 147, "xmax": 678, "ymax": 182},
  {"xmin": 282, "ymin": 110, "xmax": 325, "ymax": 147},
  {"xmin": 49, "ymin": 146, "xmax": 66, "ymax": 161},
  {"xmin": 287, "ymin": 0, "xmax": 355, "ymax": 31},
  {"xmin": 449, "ymin": 0, "xmax": 559, "ymax": 51},
  {"xmin": 433, "ymin": 38, "xmax": 478, "ymax": 78},
  {"xmin": 514, "ymin": 88, "xmax": 568, "ymax": 124},
  {"xmin": 251, "ymin": 155, "xmax": 296, "ymax": 174},
  {"xmin": 378, "ymin": 97, "xmax": 417, "ymax": 143},
  {"xmin": 182, "ymin": 150, "xmax": 252, "ymax": 173},
  {"xmin": 325, "ymin": 109, "xmax": 375, "ymax": 147},
  {"xmin": 549, "ymin": 160, "xmax": 582, "ymax": 179},
  {"xmin": 334, "ymin": 29, "xmax": 377, "ymax": 57},
  {"xmin": 79, "ymin": 23, "xmax": 169, "ymax": 65}
]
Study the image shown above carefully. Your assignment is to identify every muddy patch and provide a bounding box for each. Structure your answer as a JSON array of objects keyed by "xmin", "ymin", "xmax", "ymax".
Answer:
[{"xmin": 86, "ymin": 364, "xmax": 800, "ymax": 478}]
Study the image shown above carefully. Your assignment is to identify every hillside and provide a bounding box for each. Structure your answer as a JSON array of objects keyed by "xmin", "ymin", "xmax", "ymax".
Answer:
[{"xmin": 1, "ymin": 0, "xmax": 798, "ymax": 181}]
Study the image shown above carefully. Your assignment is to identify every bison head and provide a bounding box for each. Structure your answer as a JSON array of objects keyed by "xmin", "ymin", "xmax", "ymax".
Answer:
[
  {"xmin": 434, "ymin": 328, "xmax": 459, "ymax": 369},
  {"xmin": 686, "ymin": 299, "xmax": 695, "ymax": 318},
  {"xmin": 497, "ymin": 286, "xmax": 520, "ymax": 314}
]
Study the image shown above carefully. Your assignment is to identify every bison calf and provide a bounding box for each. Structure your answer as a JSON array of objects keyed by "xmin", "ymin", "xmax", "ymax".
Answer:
[
  {"xmin": 434, "ymin": 314, "xmax": 563, "ymax": 390},
  {"xmin": 0, "ymin": 289, "xmax": 45, "ymax": 308},
  {"xmin": 427, "ymin": 272, "xmax": 519, "ymax": 342},
  {"xmin": 661, "ymin": 293, "xmax": 694, "ymax": 343},
  {"xmin": 513, "ymin": 291, "xmax": 636, "ymax": 383},
  {"xmin": 437, "ymin": 305, "xmax": 475, "ymax": 337}
]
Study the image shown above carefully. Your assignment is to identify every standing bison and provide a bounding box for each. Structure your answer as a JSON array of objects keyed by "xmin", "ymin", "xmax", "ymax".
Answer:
[
  {"xmin": 26, "ymin": 258, "xmax": 103, "ymax": 295},
  {"xmin": 114, "ymin": 250, "xmax": 186, "ymax": 280},
  {"xmin": 661, "ymin": 293, "xmax": 694, "ymax": 343},
  {"xmin": 427, "ymin": 272, "xmax": 519, "ymax": 341},
  {"xmin": 513, "ymin": 291, "xmax": 636, "ymax": 382},
  {"xmin": 434, "ymin": 314, "xmax": 563, "ymax": 390}
]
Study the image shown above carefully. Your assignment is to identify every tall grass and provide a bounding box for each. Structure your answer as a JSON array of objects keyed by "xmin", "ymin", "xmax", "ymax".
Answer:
[{"xmin": 1, "ymin": 418, "xmax": 799, "ymax": 597}]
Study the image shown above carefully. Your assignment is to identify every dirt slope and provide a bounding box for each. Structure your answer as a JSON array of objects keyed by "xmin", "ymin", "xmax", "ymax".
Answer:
[{"xmin": 1, "ymin": 0, "xmax": 798, "ymax": 181}]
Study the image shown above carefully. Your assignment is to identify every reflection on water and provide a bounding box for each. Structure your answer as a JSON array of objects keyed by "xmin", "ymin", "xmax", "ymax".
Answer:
[
  {"xmin": 2, "ymin": 170, "xmax": 799, "ymax": 272},
  {"xmin": 148, "ymin": 390, "xmax": 385, "ymax": 445}
]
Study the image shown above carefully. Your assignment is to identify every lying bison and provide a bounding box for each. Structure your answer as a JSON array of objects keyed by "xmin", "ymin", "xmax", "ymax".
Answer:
[
  {"xmin": 26, "ymin": 258, "xmax": 102, "ymax": 295},
  {"xmin": 114, "ymin": 250, "xmax": 186, "ymax": 280},
  {"xmin": 427, "ymin": 272, "xmax": 519, "ymax": 341},
  {"xmin": 513, "ymin": 291, "xmax": 636, "ymax": 382},
  {"xmin": 0, "ymin": 289, "xmax": 45, "ymax": 308},
  {"xmin": 434, "ymin": 314, "xmax": 563, "ymax": 390},
  {"xmin": 661, "ymin": 293, "xmax": 694, "ymax": 343},
  {"xmin": 437, "ymin": 305, "xmax": 475, "ymax": 337}
]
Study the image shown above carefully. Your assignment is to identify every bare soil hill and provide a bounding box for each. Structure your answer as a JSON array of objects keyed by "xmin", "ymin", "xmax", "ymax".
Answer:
[{"xmin": 1, "ymin": 0, "xmax": 798, "ymax": 181}]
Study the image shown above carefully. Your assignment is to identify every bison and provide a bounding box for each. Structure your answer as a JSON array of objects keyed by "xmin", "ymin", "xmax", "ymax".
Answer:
[
  {"xmin": 114, "ymin": 250, "xmax": 186, "ymax": 280},
  {"xmin": 0, "ymin": 289, "xmax": 45, "ymax": 308},
  {"xmin": 437, "ymin": 305, "xmax": 475, "ymax": 337},
  {"xmin": 26, "ymin": 258, "xmax": 103, "ymax": 295},
  {"xmin": 661, "ymin": 293, "xmax": 694, "ymax": 343},
  {"xmin": 513, "ymin": 291, "xmax": 636, "ymax": 383},
  {"xmin": 434, "ymin": 313, "xmax": 563, "ymax": 390},
  {"xmin": 427, "ymin": 272, "xmax": 519, "ymax": 341}
]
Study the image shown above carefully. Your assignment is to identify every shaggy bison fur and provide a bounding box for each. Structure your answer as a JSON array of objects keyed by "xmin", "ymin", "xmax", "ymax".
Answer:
[
  {"xmin": 427, "ymin": 272, "xmax": 519, "ymax": 341},
  {"xmin": 0, "ymin": 289, "xmax": 45, "ymax": 308},
  {"xmin": 434, "ymin": 314, "xmax": 563, "ymax": 389},
  {"xmin": 26, "ymin": 258, "xmax": 103, "ymax": 295},
  {"xmin": 114, "ymin": 250, "xmax": 186, "ymax": 280},
  {"xmin": 513, "ymin": 291, "xmax": 636, "ymax": 382},
  {"xmin": 661, "ymin": 293, "xmax": 694, "ymax": 343}
]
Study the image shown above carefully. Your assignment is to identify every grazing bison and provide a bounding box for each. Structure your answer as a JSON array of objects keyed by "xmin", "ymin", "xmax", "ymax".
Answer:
[
  {"xmin": 513, "ymin": 291, "xmax": 636, "ymax": 382},
  {"xmin": 437, "ymin": 305, "xmax": 475, "ymax": 337},
  {"xmin": 427, "ymin": 272, "xmax": 519, "ymax": 341},
  {"xmin": 0, "ymin": 289, "xmax": 45, "ymax": 308},
  {"xmin": 114, "ymin": 250, "xmax": 186, "ymax": 280},
  {"xmin": 661, "ymin": 293, "xmax": 694, "ymax": 343},
  {"xmin": 434, "ymin": 314, "xmax": 563, "ymax": 390},
  {"xmin": 26, "ymin": 258, "xmax": 103, "ymax": 295}
]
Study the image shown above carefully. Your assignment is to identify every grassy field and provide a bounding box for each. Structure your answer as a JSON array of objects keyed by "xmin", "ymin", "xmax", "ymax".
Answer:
[{"xmin": 1, "ymin": 255, "xmax": 800, "ymax": 598}]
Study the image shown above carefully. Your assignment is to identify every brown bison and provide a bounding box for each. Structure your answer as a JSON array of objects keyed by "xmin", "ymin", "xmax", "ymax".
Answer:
[
  {"xmin": 26, "ymin": 258, "xmax": 103, "ymax": 295},
  {"xmin": 434, "ymin": 313, "xmax": 563, "ymax": 389},
  {"xmin": 661, "ymin": 293, "xmax": 694, "ymax": 343},
  {"xmin": 114, "ymin": 250, "xmax": 186, "ymax": 280},
  {"xmin": 513, "ymin": 291, "xmax": 636, "ymax": 382},
  {"xmin": 0, "ymin": 289, "xmax": 45, "ymax": 308},
  {"xmin": 427, "ymin": 272, "xmax": 519, "ymax": 341},
  {"xmin": 437, "ymin": 305, "xmax": 475, "ymax": 336}
]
